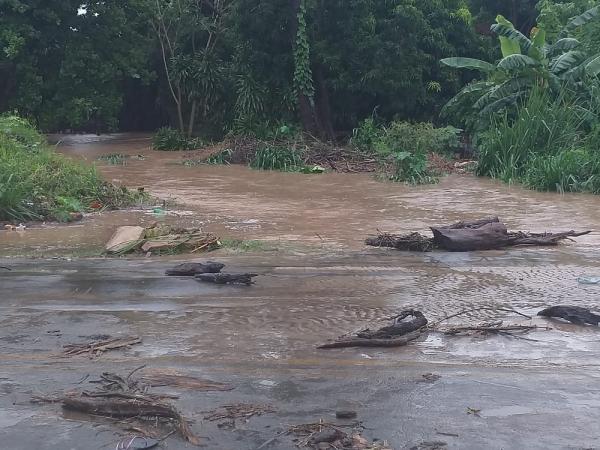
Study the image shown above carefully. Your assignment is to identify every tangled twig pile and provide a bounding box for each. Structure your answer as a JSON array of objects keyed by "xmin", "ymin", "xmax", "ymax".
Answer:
[{"xmin": 32, "ymin": 367, "xmax": 201, "ymax": 445}]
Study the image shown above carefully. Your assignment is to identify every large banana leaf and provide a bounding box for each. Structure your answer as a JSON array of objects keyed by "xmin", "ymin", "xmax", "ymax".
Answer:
[
  {"xmin": 559, "ymin": 53, "xmax": 600, "ymax": 82},
  {"xmin": 480, "ymin": 92, "xmax": 524, "ymax": 116},
  {"xmin": 440, "ymin": 57, "xmax": 495, "ymax": 72},
  {"xmin": 549, "ymin": 38, "xmax": 580, "ymax": 55},
  {"xmin": 560, "ymin": 6, "xmax": 600, "ymax": 38},
  {"xmin": 550, "ymin": 50, "xmax": 586, "ymax": 74},
  {"xmin": 441, "ymin": 81, "xmax": 495, "ymax": 115},
  {"xmin": 474, "ymin": 77, "xmax": 532, "ymax": 111},
  {"xmin": 585, "ymin": 55, "xmax": 600, "ymax": 77},
  {"xmin": 491, "ymin": 16, "xmax": 532, "ymax": 56},
  {"xmin": 529, "ymin": 28, "xmax": 546, "ymax": 60},
  {"xmin": 497, "ymin": 54, "xmax": 540, "ymax": 71}
]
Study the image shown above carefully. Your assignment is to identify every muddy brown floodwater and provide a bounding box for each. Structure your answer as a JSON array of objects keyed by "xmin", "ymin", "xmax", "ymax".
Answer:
[{"xmin": 2, "ymin": 134, "xmax": 600, "ymax": 449}]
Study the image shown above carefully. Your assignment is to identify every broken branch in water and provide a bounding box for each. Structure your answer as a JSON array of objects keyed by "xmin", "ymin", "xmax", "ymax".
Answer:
[
  {"xmin": 63, "ymin": 336, "xmax": 142, "ymax": 357},
  {"xmin": 318, "ymin": 330, "xmax": 422, "ymax": 349},
  {"xmin": 319, "ymin": 309, "xmax": 427, "ymax": 349},
  {"xmin": 429, "ymin": 306, "xmax": 532, "ymax": 328},
  {"xmin": 443, "ymin": 324, "xmax": 551, "ymax": 336},
  {"xmin": 33, "ymin": 368, "xmax": 201, "ymax": 446},
  {"xmin": 62, "ymin": 396, "xmax": 200, "ymax": 445}
]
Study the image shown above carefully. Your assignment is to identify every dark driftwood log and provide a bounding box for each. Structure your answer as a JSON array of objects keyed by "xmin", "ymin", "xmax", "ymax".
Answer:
[
  {"xmin": 195, "ymin": 273, "xmax": 258, "ymax": 285},
  {"xmin": 318, "ymin": 331, "xmax": 422, "ymax": 349},
  {"xmin": 62, "ymin": 397, "xmax": 200, "ymax": 445},
  {"xmin": 538, "ymin": 305, "xmax": 600, "ymax": 325},
  {"xmin": 357, "ymin": 310, "xmax": 427, "ymax": 339},
  {"xmin": 63, "ymin": 397, "xmax": 178, "ymax": 419},
  {"xmin": 368, "ymin": 217, "xmax": 591, "ymax": 252},
  {"xmin": 431, "ymin": 222, "xmax": 509, "ymax": 251},
  {"xmin": 432, "ymin": 217, "xmax": 591, "ymax": 251},
  {"xmin": 166, "ymin": 261, "xmax": 225, "ymax": 276}
]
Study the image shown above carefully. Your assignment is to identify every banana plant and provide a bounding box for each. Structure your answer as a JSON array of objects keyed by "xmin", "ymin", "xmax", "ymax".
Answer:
[{"xmin": 440, "ymin": 6, "xmax": 600, "ymax": 125}]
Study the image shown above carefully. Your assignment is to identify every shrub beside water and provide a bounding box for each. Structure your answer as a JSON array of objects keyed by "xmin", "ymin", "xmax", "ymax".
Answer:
[
  {"xmin": 152, "ymin": 127, "xmax": 204, "ymax": 151},
  {"xmin": 475, "ymin": 88, "xmax": 600, "ymax": 194},
  {"xmin": 0, "ymin": 115, "xmax": 142, "ymax": 221},
  {"xmin": 250, "ymin": 146, "xmax": 303, "ymax": 171},
  {"xmin": 351, "ymin": 119, "xmax": 461, "ymax": 184}
]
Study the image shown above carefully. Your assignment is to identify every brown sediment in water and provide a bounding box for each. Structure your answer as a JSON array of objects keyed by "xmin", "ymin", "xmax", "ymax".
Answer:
[{"xmin": 2, "ymin": 133, "xmax": 600, "ymax": 255}]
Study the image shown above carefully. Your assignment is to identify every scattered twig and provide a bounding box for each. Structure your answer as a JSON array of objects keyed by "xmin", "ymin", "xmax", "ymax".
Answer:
[
  {"xmin": 429, "ymin": 307, "xmax": 531, "ymax": 329},
  {"xmin": 63, "ymin": 336, "xmax": 142, "ymax": 357},
  {"xmin": 204, "ymin": 403, "xmax": 274, "ymax": 422},
  {"xmin": 255, "ymin": 430, "xmax": 288, "ymax": 450},
  {"xmin": 443, "ymin": 325, "xmax": 551, "ymax": 336}
]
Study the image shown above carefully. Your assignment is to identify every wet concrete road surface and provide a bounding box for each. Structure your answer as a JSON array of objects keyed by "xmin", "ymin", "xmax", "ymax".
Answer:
[
  {"xmin": 2, "ymin": 134, "xmax": 600, "ymax": 449},
  {"xmin": 2, "ymin": 253, "xmax": 600, "ymax": 449}
]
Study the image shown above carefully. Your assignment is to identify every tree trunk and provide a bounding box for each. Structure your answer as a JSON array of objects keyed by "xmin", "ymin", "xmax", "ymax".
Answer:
[
  {"xmin": 187, "ymin": 100, "xmax": 197, "ymax": 137},
  {"xmin": 176, "ymin": 88, "xmax": 185, "ymax": 132},
  {"xmin": 314, "ymin": 64, "xmax": 335, "ymax": 141}
]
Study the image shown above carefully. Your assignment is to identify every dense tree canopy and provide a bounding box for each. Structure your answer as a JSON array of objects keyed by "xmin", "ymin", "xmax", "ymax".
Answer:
[{"xmin": 0, "ymin": 0, "xmax": 554, "ymax": 135}]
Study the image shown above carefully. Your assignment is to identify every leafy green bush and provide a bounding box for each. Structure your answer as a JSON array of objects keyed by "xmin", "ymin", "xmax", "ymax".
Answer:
[
  {"xmin": 152, "ymin": 127, "xmax": 204, "ymax": 151},
  {"xmin": 0, "ymin": 115, "xmax": 45, "ymax": 151},
  {"xmin": 352, "ymin": 120, "xmax": 461, "ymax": 156},
  {"xmin": 351, "ymin": 119, "xmax": 460, "ymax": 184},
  {"xmin": 384, "ymin": 150, "xmax": 437, "ymax": 185},
  {"xmin": 250, "ymin": 146, "xmax": 303, "ymax": 171},
  {"xmin": 0, "ymin": 116, "xmax": 143, "ymax": 221},
  {"xmin": 350, "ymin": 118, "xmax": 383, "ymax": 153}
]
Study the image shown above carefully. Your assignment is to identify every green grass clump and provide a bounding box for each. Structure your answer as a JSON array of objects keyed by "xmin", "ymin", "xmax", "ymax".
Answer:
[
  {"xmin": 152, "ymin": 127, "xmax": 204, "ymax": 151},
  {"xmin": 219, "ymin": 238, "xmax": 270, "ymax": 252},
  {"xmin": 250, "ymin": 146, "xmax": 303, "ymax": 171},
  {"xmin": 206, "ymin": 149, "xmax": 233, "ymax": 165},
  {"xmin": 0, "ymin": 115, "xmax": 145, "ymax": 222},
  {"xmin": 97, "ymin": 153, "xmax": 128, "ymax": 165},
  {"xmin": 0, "ymin": 115, "xmax": 45, "ymax": 151},
  {"xmin": 476, "ymin": 87, "xmax": 600, "ymax": 193}
]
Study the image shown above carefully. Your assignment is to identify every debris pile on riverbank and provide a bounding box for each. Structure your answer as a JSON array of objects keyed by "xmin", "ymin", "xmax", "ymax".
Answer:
[
  {"xmin": 366, "ymin": 217, "xmax": 591, "ymax": 252},
  {"xmin": 105, "ymin": 223, "xmax": 220, "ymax": 255}
]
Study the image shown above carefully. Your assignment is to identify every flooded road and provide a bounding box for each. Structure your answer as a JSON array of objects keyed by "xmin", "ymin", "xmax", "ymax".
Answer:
[{"xmin": 2, "ymin": 134, "xmax": 600, "ymax": 449}]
